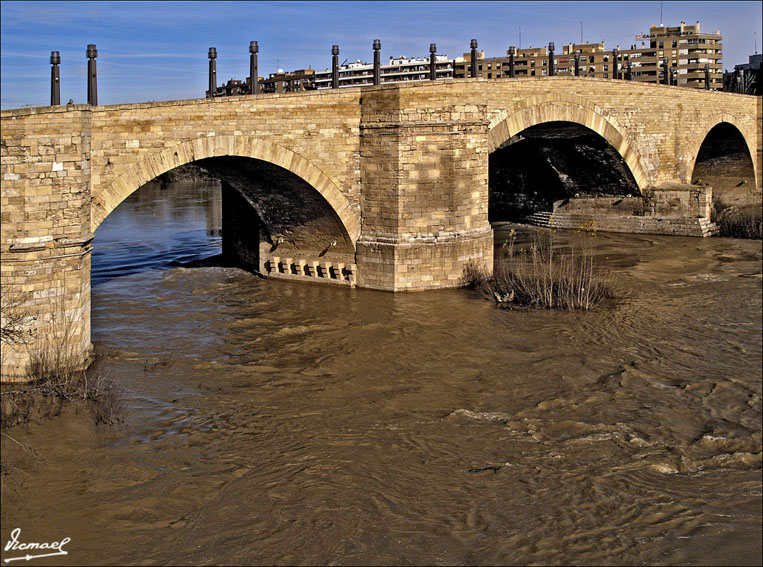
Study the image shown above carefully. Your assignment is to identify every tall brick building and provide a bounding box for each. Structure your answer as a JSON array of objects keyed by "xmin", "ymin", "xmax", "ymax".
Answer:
[{"xmin": 453, "ymin": 20, "xmax": 723, "ymax": 89}]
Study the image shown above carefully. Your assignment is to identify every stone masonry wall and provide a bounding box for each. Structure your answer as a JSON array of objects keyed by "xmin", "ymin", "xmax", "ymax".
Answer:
[
  {"xmin": 357, "ymin": 82, "xmax": 494, "ymax": 290},
  {"xmin": 1, "ymin": 106, "xmax": 93, "ymax": 380},
  {"xmin": 483, "ymin": 77, "xmax": 761, "ymax": 192},
  {"xmin": 87, "ymin": 89, "xmax": 365, "ymax": 240},
  {"xmin": 1, "ymin": 77, "xmax": 761, "ymax": 378}
]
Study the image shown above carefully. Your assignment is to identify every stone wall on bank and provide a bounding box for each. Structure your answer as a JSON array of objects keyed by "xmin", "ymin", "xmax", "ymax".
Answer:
[{"xmin": 541, "ymin": 185, "xmax": 717, "ymax": 237}]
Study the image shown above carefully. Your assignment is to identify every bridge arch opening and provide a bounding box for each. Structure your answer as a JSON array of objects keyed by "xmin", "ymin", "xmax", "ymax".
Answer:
[
  {"xmin": 199, "ymin": 156, "xmax": 356, "ymax": 272},
  {"xmin": 691, "ymin": 122, "xmax": 757, "ymax": 210},
  {"xmin": 91, "ymin": 135, "xmax": 361, "ymax": 284},
  {"xmin": 488, "ymin": 121, "xmax": 640, "ymax": 223},
  {"xmin": 93, "ymin": 155, "xmax": 357, "ymax": 285}
]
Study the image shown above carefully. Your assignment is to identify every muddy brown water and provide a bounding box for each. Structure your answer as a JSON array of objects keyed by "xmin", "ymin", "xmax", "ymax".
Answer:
[{"xmin": 2, "ymin": 182, "xmax": 761, "ymax": 566}]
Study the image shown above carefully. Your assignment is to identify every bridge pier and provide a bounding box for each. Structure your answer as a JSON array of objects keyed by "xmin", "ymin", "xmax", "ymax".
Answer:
[
  {"xmin": 1, "ymin": 107, "xmax": 93, "ymax": 380},
  {"xmin": 221, "ymin": 182, "xmax": 261, "ymax": 272},
  {"xmin": 356, "ymin": 86, "xmax": 494, "ymax": 290}
]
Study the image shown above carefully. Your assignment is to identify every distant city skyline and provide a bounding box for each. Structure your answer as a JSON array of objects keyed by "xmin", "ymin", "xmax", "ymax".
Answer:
[{"xmin": 1, "ymin": 0, "xmax": 760, "ymax": 109}]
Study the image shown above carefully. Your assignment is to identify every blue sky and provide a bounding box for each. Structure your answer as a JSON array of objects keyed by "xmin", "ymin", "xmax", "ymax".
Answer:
[{"xmin": 1, "ymin": 1, "xmax": 761, "ymax": 109}]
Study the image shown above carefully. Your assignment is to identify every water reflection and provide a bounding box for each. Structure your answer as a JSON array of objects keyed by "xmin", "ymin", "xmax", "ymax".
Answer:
[{"xmin": 92, "ymin": 181, "xmax": 222, "ymax": 286}]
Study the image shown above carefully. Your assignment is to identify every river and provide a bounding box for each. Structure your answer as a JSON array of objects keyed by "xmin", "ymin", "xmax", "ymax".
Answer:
[{"xmin": 2, "ymin": 181, "xmax": 761, "ymax": 565}]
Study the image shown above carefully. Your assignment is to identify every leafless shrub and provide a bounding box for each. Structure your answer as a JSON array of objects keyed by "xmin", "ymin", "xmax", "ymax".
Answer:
[
  {"xmin": 0, "ymin": 431, "xmax": 45, "ymax": 493},
  {"xmin": 465, "ymin": 225, "xmax": 615, "ymax": 310},
  {"xmin": 716, "ymin": 205, "xmax": 763, "ymax": 239},
  {"xmin": 0, "ymin": 289, "xmax": 34, "ymax": 347},
  {"xmin": 89, "ymin": 370, "xmax": 125, "ymax": 426},
  {"xmin": 1, "ymin": 294, "xmax": 125, "ymax": 429}
]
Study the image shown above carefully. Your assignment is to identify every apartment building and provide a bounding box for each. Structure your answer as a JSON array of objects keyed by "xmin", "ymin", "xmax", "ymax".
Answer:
[
  {"xmin": 207, "ymin": 20, "xmax": 722, "ymax": 97},
  {"xmin": 454, "ymin": 46, "xmax": 560, "ymax": 78},
  {"xmin": 313, "ymin": 54, "xmax": 454, "ymax": 89},
  {"xmin": 260, "ymin": 69, "xmax": 317, "ymax": 93},
  {"xmin": 452, "ymin": 21, "xmax": 722, "ymax": 89},
  {"xmin": 724, "ymin": 53, "xmax": 762, "ymax": 95},
  {"xmin": 625, "ymin": 21, "xmax": 723, "ymax": 88}
]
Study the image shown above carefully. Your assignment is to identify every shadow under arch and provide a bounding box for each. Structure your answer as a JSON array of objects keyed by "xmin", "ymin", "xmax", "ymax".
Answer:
[
  {"xmin": 488, "ymin": 94, "xmax": 649, "ymax": 192},
  {"xmin": 689, "ymin": 115, "xmax": 759, "ymax": 193},
  {"xmin": 90, "ymin": 134, "xmax": 360, "ymax": 246}
]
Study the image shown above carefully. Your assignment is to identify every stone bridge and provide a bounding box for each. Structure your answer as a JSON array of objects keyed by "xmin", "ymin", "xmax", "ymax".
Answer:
[{"xmin": 1, "ymin": 77, "xmax": 761, "ymax": 378}]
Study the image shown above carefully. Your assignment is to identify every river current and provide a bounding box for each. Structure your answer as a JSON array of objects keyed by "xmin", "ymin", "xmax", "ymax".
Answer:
[{"xmin": 2, "ymin": 181, "xmax": 761, "ymax": 565}]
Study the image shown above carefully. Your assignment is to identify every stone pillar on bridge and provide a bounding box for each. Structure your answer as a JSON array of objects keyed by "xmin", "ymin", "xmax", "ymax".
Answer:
[
  {"xmin": 50, "ymin": 51, "xmax": 61, "ymax": 106},
  {"xmin": 208, "ymin": 47, "xmax": 217, "ymax": 97},
  {"xmin": 249, "ymin": 41, "xmax": 259, "ymax": 95},
  {"xmin": 548, "ymin": 42, "xmax": 555, "ymax": 77},
  {"xmin": 356, "ymin": 83, "xmax": 493, "ymax": 291},
  {"xmin": 429, "ymin": 43, "xmax": 437, "ymax": 81},
  {"xmin": 373, "ymin": 40, "xmax": 381, "ymax": 86},
  {"xmin": 470, "ymin": 39, "xmax": 478, "ymax": 78},
  {"xmin": 0, "ymin": 107, "xmax": 94, "ymax": 380}
]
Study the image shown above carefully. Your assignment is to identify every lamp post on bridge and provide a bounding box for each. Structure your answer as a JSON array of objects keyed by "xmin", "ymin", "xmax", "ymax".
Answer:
[
  {"xmin": 508, "ymin": 46, "xmax": 516, "ymax": 78},
  {"xmin": 430, "ymin": 43, "xmax": 437, "ymax": 81},
  {"xmin": 249, "ymin": 41, "xmax": 259, "ymax": 95},
  {"xmin": 704, "ymin": 63, "xmax": 710, "ymax": 90},
  {"xmin": 208, "ymin": 47, "xmax": 217, "ymax": 98},
  {"xmin": 332, "ymin": 45, "xmax": 339, "ymax": 89},
  {"xmin": 662, "ymin": 56, "xmax": 669, "ymax": 85},
  {"xmin": 573, "ymin": 51, "xmax": 580, "ymax": 76},
  {"xmin": 373, "ymin": 40, "xmax": 381, "ymax": 85},
  {"xmin": 50, "ymin": 51, "xmax": 60, "ymax": 106},
  {"xmin": 548, "ymin": 42, "xmax": 555, "ymax": 76},
  {"xmin": 612, "ymin": 48, "xmax": 619, "ymax": 79},
  {"xmin": 86, "ymin": 44, "xmax": 98, "ymax": 106},
  {"xmin": 626, "ymin": 61, "xmax": 632, "ymax": 81},
  {"xmin": 470, "ymin": 39, "xmax": 478, "ymax": 78}
]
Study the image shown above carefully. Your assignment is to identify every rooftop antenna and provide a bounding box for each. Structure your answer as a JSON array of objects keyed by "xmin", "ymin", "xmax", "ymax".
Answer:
[
  {"xmin": 580, "ymin": 21, "xmax": 583, "ymax": 44},
  {"xmin": 755, "ymin": 31, "xmax": 758, "ymax": 54},
  {"xmin": 519, "ymin": 27, "xmax": 522, "ymax": 50},
  {"xmin": 660, "ymin": 2, "xmax": 663, "ymax": 26}
]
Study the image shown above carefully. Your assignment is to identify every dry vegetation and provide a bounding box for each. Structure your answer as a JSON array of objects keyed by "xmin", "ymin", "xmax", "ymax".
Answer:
[
  {"xmin": 714, "ymin": 204, "xmax": 763, "ymax": 240},
  {"xmin": 465, "ymin": 224, "xmax": 615, "ymax": 310},
  {"xmin": 1, "ymin": 293, "xmax": 124, "ymax": 430}
]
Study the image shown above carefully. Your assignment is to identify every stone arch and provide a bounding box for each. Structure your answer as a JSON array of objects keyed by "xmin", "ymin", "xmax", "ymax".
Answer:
[
  {"xmin": 488, "ymin": 94, "xmax": 649, "ymax": 191},
  {"xmin": 688, "ymin": 113, "xmax": 759, "ymax": 187},
  {"xmin": 90, "ymin": 134, "xmax": 360, "ymax": 245}
]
